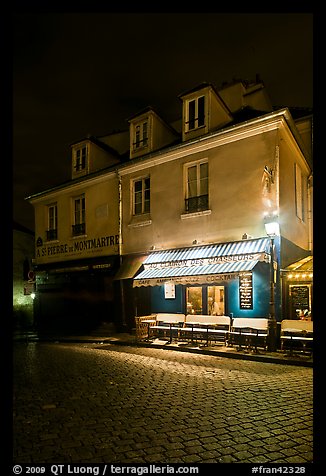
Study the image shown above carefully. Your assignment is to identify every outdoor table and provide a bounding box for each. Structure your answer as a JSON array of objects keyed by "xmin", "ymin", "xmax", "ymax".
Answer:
[{"xmin": 184, "ymin": 321, "xmax": 212, "ymax": 346}]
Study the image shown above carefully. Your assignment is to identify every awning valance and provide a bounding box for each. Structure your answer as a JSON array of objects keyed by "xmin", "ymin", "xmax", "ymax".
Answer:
[
  {"xmin": 133, "ymin": 259, "xmax": 259, "ymax": 287},
  {"xmin": 133, "ymin": 238, "xmax": 270, "ymax": 287}
]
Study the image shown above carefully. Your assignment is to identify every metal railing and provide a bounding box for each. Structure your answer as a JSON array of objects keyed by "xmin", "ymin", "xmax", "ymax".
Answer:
[
  {"xmin": 72, "ymin": 223, "xmax": 86, "ymax": 236},
  {"xmin": 46, "ymin": 229, "xmax": 57, "ymax": 241},
  {"xmin": 185, "ymin": 194, "xmax": 209, "ymax": 213}
]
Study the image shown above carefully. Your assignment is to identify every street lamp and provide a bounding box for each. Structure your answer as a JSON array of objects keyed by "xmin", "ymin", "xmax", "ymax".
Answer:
[{"xmin": 264, "ymin": 214, "xmax": 279, "ymax": 352}]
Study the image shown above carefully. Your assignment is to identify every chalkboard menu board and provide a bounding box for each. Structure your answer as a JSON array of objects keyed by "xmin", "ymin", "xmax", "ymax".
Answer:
[
  {"xmin": 239, "ymin": 273, "xmax": 253, "ymax": 309},
  {"xmin": 290, "ymin": 285, "xmax": 310, "ymax": 309}
]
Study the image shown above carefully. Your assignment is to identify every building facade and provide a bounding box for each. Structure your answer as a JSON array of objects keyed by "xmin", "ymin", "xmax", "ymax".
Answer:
[{"xmin": 27, "ymin": 78, "xmax": 313, "ymax": 335}]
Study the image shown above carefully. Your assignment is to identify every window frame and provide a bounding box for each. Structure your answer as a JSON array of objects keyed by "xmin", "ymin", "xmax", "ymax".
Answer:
[
  {"xmin": 184, "ymin": 159, "xmax": 209, "ymax": 213},
  {"xmin": 132, "ymin": 176, "xmax": 150, "ymax": 216},
  {"xmin": 294, "ymin": 163, "xmax": 306, "ymax": 222},
  {"xmin": 133, "ymin": 120, "xmax": 149, "ymax": 150},
  {"xmin": 74, "ymin": 145, "xmax": 87, "ymax": 173},
  {"xmin": 46, "ymin": 203, "xmax": 58, "ymax": 241},
  {"xmin": 72, "ymin": 194, "xmax": 86, "ymax": 236},
  {"xmin": 185, "ymin": 95, "xmax": 205, "ymax": 131}
]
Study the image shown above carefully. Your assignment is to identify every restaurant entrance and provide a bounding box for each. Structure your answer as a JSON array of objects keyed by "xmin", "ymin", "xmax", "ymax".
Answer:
[{"xmin": 186, "ymin": 285, "xmax": 225, "ymax": 316}]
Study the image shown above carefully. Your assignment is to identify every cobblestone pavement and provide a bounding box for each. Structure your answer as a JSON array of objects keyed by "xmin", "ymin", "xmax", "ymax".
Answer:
[{"xmin": 13, "ymin": 342, "xmax": 313, "ymax": 465}]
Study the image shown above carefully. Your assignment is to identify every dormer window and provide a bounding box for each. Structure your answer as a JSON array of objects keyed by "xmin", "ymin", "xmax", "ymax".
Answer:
[
  {"xmin": 74, "ymin": 145, "xmax": 87, "ymax": 172},
  {"xmin": 134, "ymin": 121, "xmax": 148, "ymax": 150},
  {"xmin": 186, "ymin": 96, "xmax": 205, "ymax": 131}
]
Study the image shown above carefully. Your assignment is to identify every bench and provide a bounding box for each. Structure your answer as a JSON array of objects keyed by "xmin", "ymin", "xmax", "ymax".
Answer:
[
  {"xmin": 180, "ymin": 315, "xmax": 231, "ymax": 346},
  {"xmin": 146, "ymin": 313, "xmax": 186, "ymax": 343},
  {"xmin": 228, "ymin": 317, "xmax": 269, "ymax": 352},
  {"xmin": 280, "ymin": 319, "xmax": 313, "ymax": 354}
]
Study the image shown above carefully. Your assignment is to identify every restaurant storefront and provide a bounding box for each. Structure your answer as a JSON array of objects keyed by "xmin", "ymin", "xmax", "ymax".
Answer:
[
  {"xmin": 281, "ymin": 256, "xmax": 313, "ymax": 321},
  {"xmin": 133, "ymin": 237, "xmax": 281, "ymax": 321}
]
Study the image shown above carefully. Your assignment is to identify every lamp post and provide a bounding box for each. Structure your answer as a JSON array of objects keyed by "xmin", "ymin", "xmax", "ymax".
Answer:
[{"xmin": 264, "ymin": 216, "xmax": 279, "ymax": 352}]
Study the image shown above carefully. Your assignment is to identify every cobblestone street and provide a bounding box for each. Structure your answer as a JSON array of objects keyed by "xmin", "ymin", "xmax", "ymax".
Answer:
[{"xmin": 13, "ymin": 342, "xmax": 313, "ymax": 465}]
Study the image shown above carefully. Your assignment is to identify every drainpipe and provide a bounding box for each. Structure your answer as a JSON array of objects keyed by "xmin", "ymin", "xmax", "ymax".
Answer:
[{"xmin": 117, "ymin": 170, "xmax": 126, "ymax": 328}]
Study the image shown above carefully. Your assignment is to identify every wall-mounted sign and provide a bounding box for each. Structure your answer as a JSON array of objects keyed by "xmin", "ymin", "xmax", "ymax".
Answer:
[
  {"xmin": 164, "ymin": 282, "xmax": 176, "ymax": 299},
  {"xmin": 134, "ymin": 272, "xmax": 238, "ymax": 287},
  {"xmin": 290, "ymin": 285, "xmax": 310, "ymax": 309},
  {"xmin": 145, "ymin": 252, "xmax": 267, "ymax": 270},
  {"xmin": 239, "ymin": 273, "xmax": 253, "ymax": 309},
  {"xmin": 36, "ymin": 234, "xmax": 119, "ymax": 259}
]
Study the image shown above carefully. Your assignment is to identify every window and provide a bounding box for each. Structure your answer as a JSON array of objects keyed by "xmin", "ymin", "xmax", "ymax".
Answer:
[
  {"xmin": 186, "ymin": 285, "xmax": 225, "ymax": 316},
  {"xmin": 134, "ymin": 121, "xmax": 148, "ymax": 149},
  {"xmin": 133, "ymin": 177, "xmax": 150, "ymax": 215},
  {"xmin": 46, "ymin": 203, "xmax": 58, "ymax": 241},
  {"xmin": 72, "ymin": 195, "xmax": 86, "ymax": 236},
  {"xmin": 185, "ymin": 160, "xmax": 209, "ymax": 212},
  {"xmin": 74, "ymin": 146, "xmax": 87, "ymax": 172},
  {"xmin": 208, "ymin": 286, "xmax": 225, "ymax": 315},
  {"xmin": 295, "ymin": 163, "xmax": 306, "ymax": 221},
  {"xmin": 186, "ymin": 96, "xmax": 205, "ymax": 131},
  {"xmin": 186, "ymin": 287, "xmax": 202, "ymax": 315}
]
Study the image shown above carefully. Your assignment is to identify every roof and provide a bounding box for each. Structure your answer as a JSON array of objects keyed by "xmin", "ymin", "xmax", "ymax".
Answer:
[
  {"xmin": 70, "ymin": 135, "xmax": 120, "ymax": 157},
  {"xmin": 177, "ymin": 81, "xmax": 217, "ymax": 98}
]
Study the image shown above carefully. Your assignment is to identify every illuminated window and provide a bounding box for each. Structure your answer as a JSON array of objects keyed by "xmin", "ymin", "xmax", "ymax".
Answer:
[
  {"xmin": 185, "ymin": 160, "xmax": 208, "ymax": 212},
  {"xmin": 208, "ymin": 286, "xmax": 225, "ymax": 315},
  {"xmin": 186, "ymin": 287, "xmax": 203, "ymax": 315},
  {"xmin": 46, "ymin": 203, "xmax": 58, "ymax": 241},
  {"xmin": 187, "ymin": 286, "xmax": 225, "ymax": 315},
  {"xmin": 186, "ymin": 96, "xmax": 205, "ymax": 131},
  {"xmin": 133, "ymin": 177, "xmax": 150, "ymax": 215},
  {"xmin": 133, "ymin": 121, "xmax": 148, "ymax": 150},
  {"xmin": 72, "ymin": 195, "xmax": 86, "ymax": 235},
  {"xmin": 74, "ymin": 146, "xmax": 87, "ymax": 172}
]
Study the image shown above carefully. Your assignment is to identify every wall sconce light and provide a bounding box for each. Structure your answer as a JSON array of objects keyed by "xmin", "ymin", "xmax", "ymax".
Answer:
[{"xmin": 264, "ymin": 211, "xmax": 280, "ymax": 236}]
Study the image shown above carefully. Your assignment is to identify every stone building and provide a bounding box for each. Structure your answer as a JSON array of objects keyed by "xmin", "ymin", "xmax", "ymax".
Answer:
[{"xmin": 27, "ymin": 78, "xmax": 313, "ymax": 334}]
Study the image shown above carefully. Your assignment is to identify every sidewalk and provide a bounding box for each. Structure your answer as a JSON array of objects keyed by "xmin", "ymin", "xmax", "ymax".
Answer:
[{"xmin": 13, "ymin": 329, "xmax": 313, "ymax": 367}]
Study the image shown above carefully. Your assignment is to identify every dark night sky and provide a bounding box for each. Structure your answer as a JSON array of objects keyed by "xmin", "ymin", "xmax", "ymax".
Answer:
[{"xmin": 12, "ymin": 11, "xmax": 313, "ymax": 232}]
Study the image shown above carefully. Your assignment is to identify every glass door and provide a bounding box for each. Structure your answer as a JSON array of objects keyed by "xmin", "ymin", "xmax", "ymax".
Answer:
[
  {"xmin": 207, "ymin": 286, "xmax": 225, "ymax": 315},
  {"xmin": 186, "ymin": 287, "xmax": 203, "ymax": 315}
]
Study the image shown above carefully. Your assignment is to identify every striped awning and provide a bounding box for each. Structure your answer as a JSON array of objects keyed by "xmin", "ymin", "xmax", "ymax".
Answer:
[
  {"xmin": 133, "ymin": 238, "xmax": 270, "ymax": 287},
  {"xmin": 143, "ymin": 237, "xmax": 270, "ymax": 265}
]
